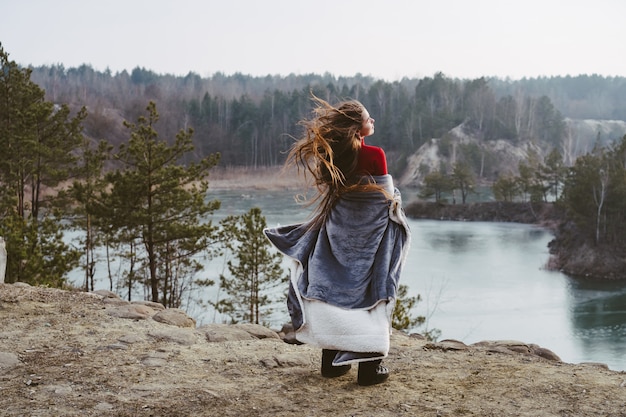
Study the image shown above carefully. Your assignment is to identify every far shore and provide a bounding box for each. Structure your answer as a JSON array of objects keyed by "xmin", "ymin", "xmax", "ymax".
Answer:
[{"xmin": 208, "ymin": 166, "xmax": 309, "ymax": 190}]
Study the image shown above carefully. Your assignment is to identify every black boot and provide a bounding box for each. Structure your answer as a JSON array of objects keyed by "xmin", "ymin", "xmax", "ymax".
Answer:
[
  {"xmin": 321, "ymin": 349, "xmax": 351, "ymax": 378},
  {"xmin": 357, "ymin": 359, "xmax": 389, "ymax": 386}
]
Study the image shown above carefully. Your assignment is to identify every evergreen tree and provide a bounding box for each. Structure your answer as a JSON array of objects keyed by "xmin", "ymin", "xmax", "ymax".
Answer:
[
  {"xmin": 104, "ymin": 101, "xmax": 220, "ymax": 306},
  {"xmin": 420, "ymin": 170, "xmax": 453, "ymax": 203},
  {"xmin": 541, "ymin": 148, "xmax": 566, "ymax": 201},
  {"xmin": 492, "ymin": 174, "xmax": 520, "ymax": 202},
  {"xmin": 451, "ymin": 162, "xmax": 476, "ymax": 204},
  {"xmin": 66, "ymin": 139, "xmax": 112, "ymax": 291},
  {"xmin": 216, "ymin": 207, "xmax": 287, "ymax": 324},
  {"xmin": 0, "ymin": 44, "xmax": 84, "ymax": 285},
  {"xmin": 392, "ymin": 284, "xmax": 425, "ymax": 331},
  {"xmin": 562, "ymin": 148, "xmax": 611, "ymax": 244}
]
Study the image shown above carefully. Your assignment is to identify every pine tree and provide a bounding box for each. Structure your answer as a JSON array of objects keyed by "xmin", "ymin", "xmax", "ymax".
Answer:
[
  {"xmin": 103, "ymin": 101, "xmax": 220, "ymax": 306},
  {"xmin": 0, "ymin": 44, "xmax": 84, "ymax": 285},
  {"xmin": 67, "ymin": 139, "xmax": 112, "ymax": 291},
  {"xmin": 216, "ymin": 207, "xmax": 287, "ymax": 324},
  {"xmin": 392, "ymin": 284, "xmax": 425, "ymax": 331}
]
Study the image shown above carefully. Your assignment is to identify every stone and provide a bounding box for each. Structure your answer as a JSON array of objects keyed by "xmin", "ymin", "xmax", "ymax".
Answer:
[
  {"xmin": 438, "ymin": 339, "xmax": 469, "ymax": 351},
  {"xmin": 141, "ymin": 357, "xmax": 167, "ymax": 367},
  {"xmin": 260, "ymin": 357, "xmax": 279, "ymax": 368},
  {"xmin": 92, "ymin": 289, "xmax": 119, "ymax": 299},
  {"xmin": 199, "ymin": 324, "xmax": 256, "ymax": 342},
  {"xmin": 274, "ymin": 353, "xmax": 309, "ymax": 367},
  {"xmin": 147, "ymin": 328, "xmax": 197, "ymax": 346},
  {"xmin": 152, "ymin": 308, "xmax": 196, "ymax": 328},
  {"xmin": 233, "ymin": 323, "xmax": 281, "ymax": 339},
  {"xmin": 103, "ymin": 297, "xmax": 130, "ymax": 306},
  {"xmin": 118, "ymin": 334, "xmax": 145, "ymax": 344},
  {"xmin": 579, "ymin": 362, "xmax": 610, "ymax": 369},
  {"xmin": 131, "ymin": 300, "xmax": 166, "ymax": 310},
  {"xmin": 0, "ymin": 351, "xmax": 22, "ymax": 372},
  {"xmin": 529, "ymin": 344, "xmax": 562, "ymax": 361},
  {"xmin": 107, "ymin": 304, "xmax": 155, "ymax": 320},
  {"xmin": 94, "ymin": 402, "xmax": 114, "ymax": 411}
]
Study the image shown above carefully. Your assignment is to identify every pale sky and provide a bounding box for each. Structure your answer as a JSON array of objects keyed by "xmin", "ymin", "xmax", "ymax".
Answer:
[{"xmin": 1, "ymin": 0, "xmax": 625, "ymax": 81}]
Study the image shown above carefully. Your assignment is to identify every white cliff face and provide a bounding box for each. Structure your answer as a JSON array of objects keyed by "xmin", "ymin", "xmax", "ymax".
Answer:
[
  {"xmin": 397, "ymin": 138, "xmax": 442, "ymax": 187},
  {"xmin": 396, "ymin": 119, "xmax": 626, "ymax": 188},
  {"xmin": 562, "ymin": 118, "xmax": 626, "ymax": 165}
]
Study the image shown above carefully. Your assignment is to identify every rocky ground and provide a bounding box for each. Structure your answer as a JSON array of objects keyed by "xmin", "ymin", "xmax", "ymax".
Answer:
[{"xmin": 1, "ymin": 283, "xmax": 625, "ymax": 417}]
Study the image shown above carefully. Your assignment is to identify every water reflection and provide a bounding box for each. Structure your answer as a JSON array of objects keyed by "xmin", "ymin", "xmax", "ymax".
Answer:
[
  {"xmin": 428, "ymin": 230, "xmax": 475, "ymax": 251},
  {"xmin": 403, "ymin": 219, "xmax": 626, "ymax": 371},
  {"xmin": 566, "ymin": 277, "xmax": 626, "ymax": 365}
]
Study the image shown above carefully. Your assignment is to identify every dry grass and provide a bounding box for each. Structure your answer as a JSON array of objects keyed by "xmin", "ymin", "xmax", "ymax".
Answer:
[{"xmin": 208, "ymin": 165, "xmax": 310, "ymax": 191}]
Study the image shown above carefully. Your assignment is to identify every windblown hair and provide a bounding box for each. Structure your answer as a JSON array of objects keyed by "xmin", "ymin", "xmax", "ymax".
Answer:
[{"xmin": 285, "ymin": 95, "xmax": 385, "ymax": 224}]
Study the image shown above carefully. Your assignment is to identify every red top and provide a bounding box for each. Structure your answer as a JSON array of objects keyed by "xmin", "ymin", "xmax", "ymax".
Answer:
[{"xmin": 356, "ymin": 139, "xmax": 388, "ymax": 176}]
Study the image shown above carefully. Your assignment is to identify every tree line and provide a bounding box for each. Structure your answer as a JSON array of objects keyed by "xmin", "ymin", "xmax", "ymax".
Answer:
[
  {"xmin": 1, "ymin": 44, "xmax": 434, "ymax": 328},
  {"xmin": 26, "ymin": 61, "xmax": 626, "ymax": 180}
]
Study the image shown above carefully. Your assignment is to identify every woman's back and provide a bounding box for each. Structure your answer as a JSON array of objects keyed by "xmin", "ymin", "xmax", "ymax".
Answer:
[{"xmin": 356, "ymin": 141, "xmax": 387, "ymax": 176}]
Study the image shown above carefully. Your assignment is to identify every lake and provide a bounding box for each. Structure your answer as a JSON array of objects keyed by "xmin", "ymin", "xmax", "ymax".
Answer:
[
  {"xmin": 204, "ymin": 188, "xmax": 626, "ymax": 372},
  {"xmin": 69, "ymin": 187, "xmax": 626, "ymax": 371}
]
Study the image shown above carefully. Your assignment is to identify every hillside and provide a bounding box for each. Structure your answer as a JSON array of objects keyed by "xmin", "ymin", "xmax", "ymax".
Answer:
[
  {"xmin": 397, "ymin": 119, "xmax": 626, "ymax": 188},
  {"xmin": 1, "ymin": 283, "xmax": 625, "ymax": 416}
]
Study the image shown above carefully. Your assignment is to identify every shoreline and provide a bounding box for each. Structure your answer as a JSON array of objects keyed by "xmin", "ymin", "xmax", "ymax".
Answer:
[
  {"xmin": 208, "ymin": 166, "xmax": 307, "ymax": 191},
  {"xmin": 206, "ymin": 171, "xmax": 626, "ymax": 280}
]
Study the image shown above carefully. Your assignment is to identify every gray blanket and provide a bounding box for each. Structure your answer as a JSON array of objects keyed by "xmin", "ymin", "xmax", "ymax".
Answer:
[{"xmin": 264, "ymin": 175, "xmax": 411, "ymax": 331}]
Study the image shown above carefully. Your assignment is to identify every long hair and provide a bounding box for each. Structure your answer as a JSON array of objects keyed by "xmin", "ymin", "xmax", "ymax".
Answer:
[{"xmin": 285, "ymin": 95, "xmax": 384, "ymax": 224}]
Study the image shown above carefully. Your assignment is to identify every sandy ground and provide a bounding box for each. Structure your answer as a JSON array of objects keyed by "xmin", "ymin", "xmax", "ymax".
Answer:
[{"xmin": 1, "ymin": 284, "xmax": 625, "ymax": 417}]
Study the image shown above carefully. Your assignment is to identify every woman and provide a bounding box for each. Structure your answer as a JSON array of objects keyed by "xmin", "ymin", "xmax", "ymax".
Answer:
[{"xmin": 264, "ymin": 96, "xmax": 410, "ymax": 386}]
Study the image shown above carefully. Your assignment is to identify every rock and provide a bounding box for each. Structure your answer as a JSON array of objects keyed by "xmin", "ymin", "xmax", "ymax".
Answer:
[
  {"xmin": 580, "ymin": 362, "xmax": 610, "ymax": 370},
  {"xmin": 92, "ymin": 289, "xmax": 119, "ymax": 299},
  {"xmin": 274, "ymin": 353, "xmax": 310, "ymax": 367},
  {"xmin": 99, "ymin": 343, "xmax": 128, "ymax": 351},
  {"xmin": 103, "ymin": 297, "xmax": 130, "ymax": 306},
  {"xmin": 118, "ymin": 334, "xmax": 145, "ymax": 344},
  {"xmin": 473, "ymin": 340, "xmax": 562, "ymax": 362},
  {"xmin": 199, "ymin": 324, "xmax": 256, "ymax": 342},
  {"xmin": 107, "ymin": 304, "xmax": 155, "ymax": 320},
  {"xmin": 46, "ymin": 384, "xmax": 73, "ymax": 396},
  {"xmin": 529, "ymin": 344, "xmax": 562, "ymax": 361},
  {"xmin": 3, "ymin": 283, "xmax": 626, "ymax": 416},
  {"xmin": 438, "ymin": 339, "xmax": 469, "ymax": 351},
  {"xmin": 131, "ymin": 300, "xmax": 166, "ymax": 310},
  {"xmin": 94, "ymin": 402, "xmax": 114, "ymax": 411},
  {"xmin": 147, "ymin": 328, "xmax": 198, "ymax": 346},
  {"xmin": 474, "ymin": 340, "xmax": 531, "ymax": 354},
  {"xmin": 0, "ymin": 351, "xmax": 22, "ymax": 372},
  {"xmin": 424, "ymin": 339, "xmax": 469, "ymax": 352},
  {"xmin": 260, "ymin": 357, "xmax": 279, "ymax": 368},
  {"xmin": 233, "ymin": 323, "xmax": 281, "ymax": 339},
  {"xmin": 141, "ymin": 356, "xmax": 168, "ymax": 367},
  {"xmin": 152, "ymin": 308, "xmax": 196, "ymax": 328}
]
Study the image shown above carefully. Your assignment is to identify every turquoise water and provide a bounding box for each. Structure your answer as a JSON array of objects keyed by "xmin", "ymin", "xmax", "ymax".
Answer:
[
  {"xmin": 69, "ymin": 188, "xmax": 626, "ymax": 371},
  {"xmin": 206, "ymin": 189, "xmax": 626, "ymax": 371}
]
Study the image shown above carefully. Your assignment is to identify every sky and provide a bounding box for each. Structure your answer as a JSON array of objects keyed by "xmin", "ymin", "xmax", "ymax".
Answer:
[{"xmin": 1, "ymin": 0, "xmax": 625, "ymax": 81}]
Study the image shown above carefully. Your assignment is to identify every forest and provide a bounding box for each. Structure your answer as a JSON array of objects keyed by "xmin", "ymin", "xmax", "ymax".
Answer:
[
  {"xmin": 26, "ymin": 61, "xmax": 626, "ymax": 178},
  {"xmin": 2, "ymin": 41, "xmax": 626, "ymax": 330}
]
